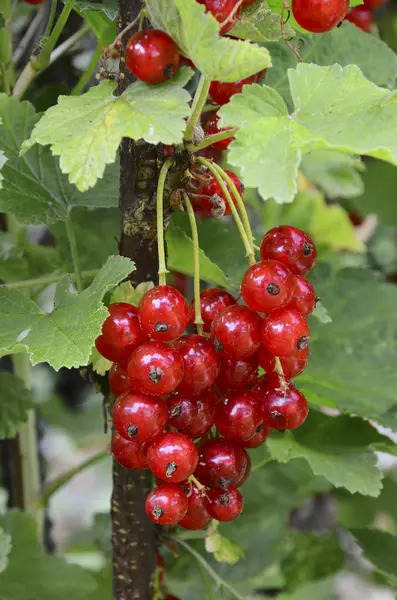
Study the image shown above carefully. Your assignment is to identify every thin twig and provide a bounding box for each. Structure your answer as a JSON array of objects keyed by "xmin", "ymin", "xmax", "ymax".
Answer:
[
  {"xmin": 220, "ymin": 0, "xmax": 244, "ymax": 29},
  {"xmin": 183, "ymin": 193, "xmax": 204, "ymax": 334},
  {"xmin": 281, "ymin": 1, "xmax": 303, "ymax": 63},
  {"xmin": 156, "ymin": 158, "xmax": 174, "ymax": 285}
]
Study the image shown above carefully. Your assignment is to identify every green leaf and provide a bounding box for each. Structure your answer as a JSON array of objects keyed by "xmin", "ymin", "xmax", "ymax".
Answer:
[
  {"xmin": 0, "ymin": 372, "xmax": 34, "ymax": 439},
  {"xmin": 230, "ymin": 2, "xmax": 295, "ymax": 43},
  {"xmin": 267, "ymin": 413, "xmax": 385, "ymax": 496},
  {"xmin": 350, "ymin": 529, "xmax": 397, "ymax": 582},
  {"xmin": 146, "ymin": 0, "xmax": 271, "ymax": 82},
  {"xmin": 312, "ymin": 301, "xmax": 332, "ymax": 324},
  {"xmin": 0, "ymin": 232, "xmax": 61, "ymax": 283},
  {"xmin": 354, "ymin": 160, "xmax": 397, "ymax": 227},
  {"xmin": 276, "ymin": 578, "xmax": 337, "ymax": 600},
  {"xmin": 336, "ymin": 477, "xmax": 397, "ymax": 529},
  {"xmin": 0, "ymin": 511, "xmax": 98, "ymax": 600},
  {"xmin": 220, "ymin": 63, "xmax": 397, "ymax": 203},
  {"xmin": 80, "ymin": 11, "xmax": 116, "ymax": 44},
  {"xmin": 0, "ymin": 256, "xmax": 133, "ymax": 370},
  {"xmin": 90, "ymin": 346, "xmax": 112, "ymax": 375},
  {"xmin": 0, "ymin": 94, "xmax": 118, "ymax": 224},
  {"xmin": 110, "ymin": 280, "xmax": 154, "ymax": 304},
  {"xmin": 0, "ymin": 527, "xmax": 11, "ymax": 574},
  {"xmin": 166, "ymin": 222, "xmax": 229, "ymax": 287},
  {"xmin": 22, "ymin": 69, "xmax": 193, "ymax": 192},
  {"xmin": 301, "ymin": 150, "xmax": 365, "ymax": 199},
  {"xmin": 0, "ymin": 148, "xmax": 6, "ymax": 188},
  {"xmin": 74, "ymin": 0, "xmax": 118, "ymax": 20},
  {"xmin": 205, "ymin": 522, "xmax": 245, "ymax": 565}
]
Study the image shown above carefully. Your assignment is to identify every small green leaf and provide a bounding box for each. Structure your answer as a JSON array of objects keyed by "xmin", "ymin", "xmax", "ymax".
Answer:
[
  {"xmin": 110, "ymin": 281, "xmax": 154, "ymax": 305},
  {"xmin": 22, "ymin": 70, "xmax": 193, "ymax": 192},
  {"xmin": 311, "ymin": 301, "xmax": 332, "ymax": 324},
  {"xmin": 230, "ymin": 2, "xmax": 295, "ymax": 42},
  {"xmin": 0, "ymin": 372, "xmax": 34, "ymax": 440},
  {"xmin": 0, "ymin": 231, "xmax": 61, "ymax": 283},
  {"xmin": 74, "ymin": 0, "xmax": 118, "ymax": 20},
  {"xmin": 205, "ymin": 521, "xmax": 245, "ymax": 565},
  {"xmin": 350, "ymin": 529, "xmax": 397, "ymax": 582},
  {"xmin": 301, "ymin": 150, "xmax": 365, "ymax": 199},
  {"xmin": 80, "ymin": 11, "xmax": 116, "ymax": 44},
  {"xmin": 0, "ymin": 148, "xmax": 6, "ymax": 188},
  {"xmin": 0, "ymin": 527, "xmax": 11, "ymax": 574},
  {"xmin": 146, "ymin": 0, "xmax": 271, "ymax": 82},
  {"xmin": 91, "ymin": 346, "xmax": 112, "ymax": 375}
]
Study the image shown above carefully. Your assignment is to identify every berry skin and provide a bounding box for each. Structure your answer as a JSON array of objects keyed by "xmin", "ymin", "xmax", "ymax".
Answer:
[
  {"xmin": 191, "ymin": 288, "xmax": 236, "ymax": 333},
  {"xmin": 345, "ymin": 6, "xmax": 373, "ymax": 31},
  {"xmin": 257, "ymin": 346, "xmax": 276, "ymax": 374},
  {"xmin": 111, "ymin": 432, "xmax": 149, "ymax": 470},
  {"xmin": 291, "ymin": 0, "xmax": 349, "ymax": 33},
  {"xmin": 215, "ymin": 392, "xmax": 261, "ymax": 442},
  {"xmin": 179, "ymin": 484, "xmax": 212, "ymax": 530},
  {"xmin": 125, "ymin": 30, "xmax": 180, "ymax": 84},
  {"xmin": 139, "ymin": 285, "xmax": 190, "ymax": 342},
  {"xmin": 262, "ymin": 385, "xmax": 309, "ymax": 429},
  {"xmin": 204, "ymin": 487, "xmax": 243, "ymax": 522},
  {"xmin": 127, "ymin": 342, "xmax": 184, "ymax": 396},
  {"xmin": 363, "ymin": 0, "xmax": 387, "ymax": 7},
  {"xmin": 261, "ymin": 308, "xmax": 310, "ymax": 358},
  {"xmin": 145, "ymin": 483, "xmax": 188, "ymax": 525},
  {"xmin": 211, "ymin": 305, "xmax": 262, "ymax": 360},
  {"xmin": 95, "ymin": 303, "xmax": 147, "ymax": 367},
  {"xmin": 197, "ymin": 0, "xmax": 243, "ymax": 34},
  {"xmin": 204, "ymin": 113, "xmax": 234, "ymax": 150},
  {"xmin": 258, "ymin": 345, "xmax": 310, "ymax": 378},
  {"xmin": 260, "ymin": 226, "xmax": 317, "ymax": 276},
  {"xmin": 217, "ymin": 353, "xmax": 258, "ymax": 391},
  {"xmin": 109, "ymin": 363, "xmax": 134, "ymax": 397},
  {"xmin": 286, "ymin": 275, "xmax": 316, "ymax": 317},
  {"xmin": 112, "ymin": 391, "xmax": 167, "ymax": 442},
  {"xmin": 195, "ymin": 438, "xmax": 250, "ymax": 488},
  {"xmin": 173, "ymin": 334, "xmax": 220, "ymax": 394},
  {"xmin": 166, "ymin": 392, "xmax": 216, "ymax": 438},
  {"xmin": 242, "ymin": 423, "xmax": 270, "ymax": 448},
  {"xmin": 147, "ymin": 432, "xmax": 199, "ymax": 483},
  {"xmin": 188, "ymin": 170, "xmax": 243, "ymax": 218},
  {"xmin": 242, "ymin": 0, "xmax": 257, "ymax": 5},
  {"xmin": 209, "ymin": 71, "xmax": 265, "ymax": 105},
  {"xmin": 241, "ymin": 260, "xmax": 296, "ymax": 313}
]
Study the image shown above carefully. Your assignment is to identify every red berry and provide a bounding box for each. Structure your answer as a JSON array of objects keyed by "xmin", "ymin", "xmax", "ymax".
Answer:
[
  {"xmin": 241, "ymin": 260, "xmax": 296, "ymax": 313},
  {"xmin": 166, "ymin": 392, "xmax": 216, "ymax": 438},
  {"xmin": 363, "ymin": 0, "xmax": 387, "ymax": 7},
  {"xmin": 260, "ymin": 226, "xmax": 317, "ymax": 276},
  {"xmin": 215, "ymin": 392, "xmax": 261, "ymax": 442},
  {"xmin": 261, "ymin": 308, "xmax": 310, "ymax": 358},
  {"xmin": 204, "ymin": 113, "xmax": 234, "ymax": 150},
  {"xmin": 112, "ymin": 391, "xmax": 167, "ymax": 442},
  {"xmin": 195, "ymin": 146, "xmax": 223, "ymax": 165},
  {"xmin": 209, "ymin": 71, "xmax": 265, "ymax": 105},
  {"xmin": 216, "ymin": 353, "xmax": 258, "ymax": 391},
  {"xmin": 156, "ymin": 554, "xmax": 166, "ymax": 583},
  {"xmin": 262, "ymin": 385, "xmax": 309, "ymax": 429},
  {"xmin": 173, "ymin": 334, "xmax": 220, "ymax": 394},
  {"xmin": 95, "ymin": 303, "xmax": 147, "ymax": 367},
  {"xmin": 257, "ymin": 346, "xmax": 276, "ymax": 374},
  {"xmin": 139, "ymin": 285, "xmax": 190, "ymax": 342},
  {"xmin": 258, "ymin": 345, "xmax": 310, "ymax": 378},
  {"xmin": 345, "ymin": 5, "xmax": 373, "ymax": 31},
  {"xmin": 164, "ymin": 596, "xmax": 180, "ymax": 600},
  {"xmin": 127, "ymin": 342, "xmax": 184, "ymax": 396},
  {"xmin": 188, "ymin": 170, "xmax": 243, "ymax": 217},
  {"xmin": 147, "ymin": 432, "xmax": 199, "ymax": 483},
  {"xmin": 211, "ymin": 305, "xmax": 261, "ymax": 360},
  {"xmin": 286, "ymin": 275, "xmax": 316, "ymax": 317},
  {"xmin": 197, "ymin": 0, "xmax": 243, "ymax": 34},
  {"xmin": 109, "ymin": 362, "xmax": 134, "ymax": 397},
  {"xmin": 251, "ymin": 372, "xmax": 283, "ymax": 397},
  {"xmin": 111, "ymin": 432, "xmax": 149, "ymax": 470},
  {"xmin": 24, "ymin": 0, "xmax": 46, "ymax": 4},
  {"xmin": 242, "ymin": 423, "xmax": 269, "ymax": 448},
  {"xmin": 242, "ymin": 0, "xmax": 257, "ymax": 5},
  {"xmin": 191, "ymin": 288, "xmax": 236, "ymax": 333},
  {"xmin": 204, "ymin": 487, "xmax": 243, "ymax": 521},
  {"xmin": 145, "ymin": 483, "xmax": 188, "ymax": 525},
  {"xmin": 179, "ymin": 484, "xmax": 212, "ymax": 530},
  {"xmin": 125, "ymin": 30, "xmax": 180, "ymax": 84},
  {"xmin": 195, "ymin": 438, "xmax": 250, "ymax": 488},
  {"xmin": 292, "ymin": 0, "xmax": 349, "ymax": 32}
]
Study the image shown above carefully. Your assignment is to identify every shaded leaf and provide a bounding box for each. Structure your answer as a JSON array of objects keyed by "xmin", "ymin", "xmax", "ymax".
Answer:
[
  {"xmin": 0, "ymin": 527, "xmax": 11, "ymax": 574},
  {"xmin": 230, "ymin": 2, "xmax": 295, "ymax": 42},
  {"xmin": 0, "ymin": 372, "xmax": 34, "ymax": 440}
]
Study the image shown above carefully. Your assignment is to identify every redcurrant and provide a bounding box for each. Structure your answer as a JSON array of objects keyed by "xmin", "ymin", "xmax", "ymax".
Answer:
[
  {"xmin": 112, "ymin": 391, "xmax": 167, "ymax": 442},
  {"xmin": 147, "ymin": 432, "xmax": 199, "ymax": 483},
  {"xmin": 215, "ymin": 391, "xmax": 261, "ymax": 442},
  {"xmin": 242, "ymin": 0, "xmax": 257, "ymax": 5},
  {"xmin": 242, "ymin": 423, "xmax": 270, "ymax": 448},
  {"xmin": 179, "ymin": 484, "xmax": 212, "ymax": 530},
  {"xmin": 188, "ymin": 170, "xmax": 243, "ymax": 218},
  {"xmin": 195, "ymin": 438, "xmax": 250, "ymax": 488},
  {"xmin": 261, "ymin": 308, "xmax": 310, "ymax": 358},
  {"xmin": 363, "ymin": 0, "xmax": 387, "ymax": 7},
  {"xmin": 166, "ymin": 392, "xmax": 216, "ymax": 438},
  {"xmin": 125, "ymin": 30, "xmax": 180, "ymax": 84},
  {"xmin": 191, "ymin": 288, "xmax": 236, "ymax": 332},
  {"xmin": 258, "ymin": 345, "xmax": 310, "ymax": 378},
  {"xmin": 109, "ymin": 363, "xmax": 134, "ymax": 397},
  {"xmin": 145, "ymin": 483, "xmax": 188, "ymax": 525},
  {"xmin": 260, "ymin": 226, "xmax": 317, "ymax": 276},
  {"xmin": 286, "ymin": 275, "xmax": 316, "ymax": 317},
  {"xmin": 95, "ymin": 303, "xmax": 147, "ymax": 367},
  {"xmin": 257, "ymin": 346, "xmax": 276, "ymax": 374},
  {"xmin": 111, "ymin": 432, "xmax": 149, "ymax": 470},
  {"xmin": 251, "ymin": 372, "xmax": 283, "ymax": 397},
  {"xmin": 345, "ymin": 5, "xmax": 373, "ymax": 31},
  {"xmin": 209, "ymin": 70, "xmax": 265, "ymax": 105},
  {"xmin": 216, "ymin": 353, "xmax": 258, "ymax": 391},
  {"xmin": 204, "ymin": 487, "xmax": 243, "ymax": 521},
  {"xmin": 197, "ymin": 0, "xmax": 243, "ymax": 34},
  {"xmin": 139, "ymin": 285, "xmax": 190, "ymax": 342},
  {"xmin": 203, "ymin": 113, "xmax": 234, "ymax": 150},
  {"xmin": 24, "ymin": 0, "xmax": 46, "ymax": 4},
  {"xmin": 291, "ymin": 0, "xmax": 349, "ymax": 32},
  {"xmin": 127, "ymin": 342, "xmax": 184, "ymax": 396},
  {"xmin": 173, "ymin": 334, "xmax": 220, "ymax": 394},
  {"xmin": 241, "ymin": 260, "xmax": 296, "ymax": 313},
  {"xmin": 262, "ymin": 385, "xmax": 309, "ymax": 429},
  {"xmin": 211, "ymin": 305, "xmax": 261, "ymax": 359}
]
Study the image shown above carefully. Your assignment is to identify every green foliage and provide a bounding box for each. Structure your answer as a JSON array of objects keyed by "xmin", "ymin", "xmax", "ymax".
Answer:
[
  {"xmin": 74, "ymin": 0, "xmax": 118, "ymax": 20},
  {"xmin": 0, "ymin": 232, "xmax": 60, "ymax": 283},
  {"xmin": 336, "ymin": 477, "xmax": 397, "ymax": 529},
  {"xmin": 301, "ymin": 151, "xmax": 365, "ymax": 200},
  {"xmin": 350, "ymin": 529, "xmax": 397, "ymax": 583},
  {"xmin": 205, "ymin": 522, "xmax": 245, "ymax": 565},
  {"xmin": 0, "ymin": 372, "xmax": 33, "ymax": 439},
  {"xmin": 230, "ymin": 2, "xmax": 295, "ymax": 43},
  {"xmin": 355, "ymin": 159, "xmax": 397, "ymax": 227},
  {"xmin": 0, "ymin": 527, "xmax": 11, "ymax": 574}
]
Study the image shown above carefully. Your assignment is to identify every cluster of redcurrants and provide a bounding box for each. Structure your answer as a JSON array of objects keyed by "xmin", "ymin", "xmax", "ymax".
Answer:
[
  {"xmin": 96, "ymin": 225, "xmax": 317, "ymax": 528},
  {"xmin": 345, "ymin": 0, "xmax": 388, "ymax": 32}
]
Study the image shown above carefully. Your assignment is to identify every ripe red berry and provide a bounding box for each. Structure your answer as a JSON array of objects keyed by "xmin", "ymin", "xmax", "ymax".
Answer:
[
  {"xmin": 257, "ymin": 346, "xmax": 276, "ymax": 374},
  {"xmin": 215, "ymin": 392, "xmax": 261, "ymax": 442},
  {"xmin": 204, "ymin": 487, "xmax": 243, "ymax": 521},
  {"xmin": 197, "ymin": 0, "xmax": 243, "ymax": 34},
  {"xmin": 363, "ymin": 0, "xmax": 387, "ymax": 7},
  {"xmin": 258, "ymin": 345, "xmax": 310, "ymax": 379},
  {"xmin": 209, "ymin": 71, "xmax": 265, "ymax": 105},
  {"xmin": 112, "ymin": 391, "xmax": 167, "ymax": 442},
  {"xmin": 195, "ymin": 438, "xmax": 250, "ymax": 488},
  {"xmin": 109, "ymin": 362, "xmax": 134, "ymax": 397},
  {"xmin": 211, "ymin": 305, "xmax": 261, "ymax": 360},
  {"xmin": 188, "ymin": 170, "xmax": 243, "ymax": 217},
  {"xmin": 242, "ymin": 423, "xmax": 270, "ymax": 448},
  {"xmin": 147, "ymin": 432, "xmax": 199, "ymax": 483},
  {"xmin": 127, "ymin": 342, "xmax": 184, "ymax": 396},
  {"xmin": 179, "ymin": 484, "xmax": 212, "ymax": 530},
  {"xmin": 262, "ymin": 308, "xmax": 310, "ymax": 358},
  {"xmin": 262, "ymin": 385, "xmax": 309, "ymax": 429},
  {"xmin": 95, "ymin": 303, "xmax": 147, "ymax": 367},
  {"xmin": 251, "ymin": 372, "xmax": 283, "ymax": 397},
  {"xmin": 191, "ymin": 288, "xmax": 236, "ymax": 333},
  {"xmin": 286, "ymin": 275, "xmax": 316, "ymax": 317},
  {"xmin": 260, "ymin": 226, "xmax": 317, "ymax": 276},
  {"xmin": 145, "ymin": 483, "xmax": 188, "ymax": 525},
  {"xmin": 111, "ymin": 432, "xmax": 149, "ymax": 470},
  {"xmin": 345, "ymin": 5, "xmax": 373, "ymax": 31},
  {"xmin": 204, "ymin": 113, "xmax": 234, "ymax": 150},
  {"xmin": 173, "ymin": 334, "xmax": 220, "ymax": 394},
  {"xmin": 125, "ymin": 30, "xmax": 180, "ymax": 84},
  {"xmin": 166, "ymin": 392, "xmax": 216, "ymax": 438},
  {"xmin": 139, "ymin": 285, "xmax": 190, "ymax": 342},
  {"xmin": 291, "ymin": 0, "xmax": 349, "ymax": 32},
  {"xmin": 216, "ymin": 353, "xmax": 258, "ymax": 391},
  {"xmin": 242, "ymin": 0, "xmax": 257, "ymax": 5},
  {"xmin": 241, "ymin": 260, "xmax": 296, "ymax": 313}
]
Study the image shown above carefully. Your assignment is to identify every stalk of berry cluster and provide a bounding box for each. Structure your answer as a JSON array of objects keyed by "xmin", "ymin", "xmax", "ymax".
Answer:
[
  {"xmin": 183, "ymin": 192, "xmax": 204, "ymax": 334},
  {"xmin": 156, "ymin": 158, "xmax": 174, "ymax": 285}
]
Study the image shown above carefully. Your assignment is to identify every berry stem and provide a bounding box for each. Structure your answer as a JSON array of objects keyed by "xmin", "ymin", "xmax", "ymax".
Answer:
[
  {"xmin": 274, "ymin": 356, "xmax": 288, "ymax": 392},
  {"xmin": 281, "ymin": 1, "xmax": 303, "ymax": 63},
  {"xmin": 197, "ymin": 157, "xmax": 256, "ymax": 265},
  {"xmin": 34, "ymin": 0, "xmax": 76, "ymax": 69},
  {"xmin": 71, "ymin": 42, "xmax": 103, "ymax": 96},
  {"xmin": 184, "ymin": 74, "xmax": 211, "ymax": 144},
  {"xmin": 6, "ymin": 269, "xmax": 98, "ymax": 289},
  {"xmin": 65, "ymin": 210, "xmax": 83, "ymax": 292},
  {"xmin": 187, "ymin": 473, "xmax": 207, "ymax": 493},
  {"xmin": 185, "ymin": 127, "xmax": 239, "ymax": 152},
  {"xmin": 0, "ymin": 0, "xmax": 13, "ymax": 95},
  {"xmin": 111, "ymin": 12, "xmax": 142, "ymax": 48},
  {"xmin": 183, "ymin": 192, "xmax": 204, "ymax": 335},
  {"xmin": 157, "ymin": 158, "xmax": 174, "ymax": 286},
  {"xmin": 41, "ymin": 0, "xmax": 59, "ymax": 48},
  {"xmin": 220, "ymin": 0, "xmax": 244, "ymax": 28}
]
